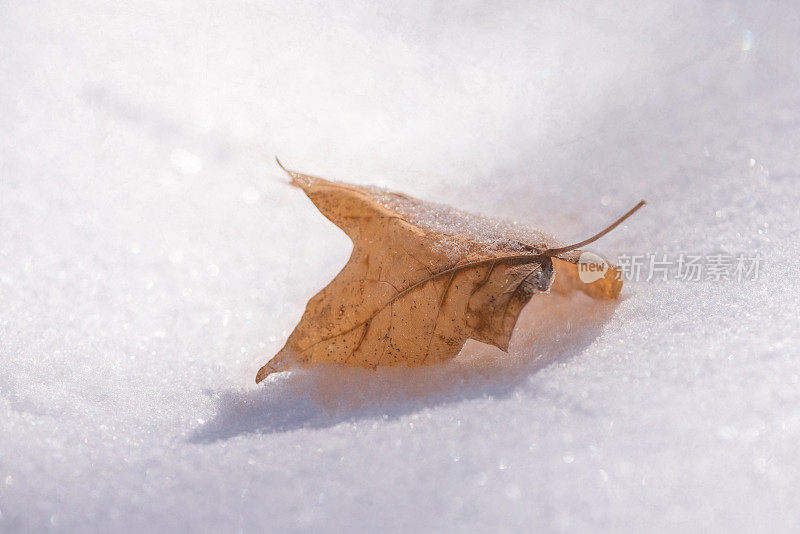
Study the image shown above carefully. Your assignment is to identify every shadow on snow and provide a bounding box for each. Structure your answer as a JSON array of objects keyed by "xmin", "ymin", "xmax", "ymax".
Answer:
[{"xmin": 189, "ymin": 292, "xmax": 618, "ymax": 442}]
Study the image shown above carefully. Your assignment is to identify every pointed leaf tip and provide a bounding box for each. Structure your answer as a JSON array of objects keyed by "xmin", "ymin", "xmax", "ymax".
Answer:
[
  {"xmin": 255, "ymin": 363, "xmax": 276, "ymax": 383},
  {"xmin": 275, "ymin": 156, "xmax": 303, "ymax": 187},
  {"xmin": 275, "ymin": 156, "xmax": 293, "ymax": 175}
]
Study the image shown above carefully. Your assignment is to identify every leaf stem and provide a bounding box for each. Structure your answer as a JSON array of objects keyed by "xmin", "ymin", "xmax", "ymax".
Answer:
[{"xmin": 544, "ymin": 200, "xmax": 646, "ymax": 256}]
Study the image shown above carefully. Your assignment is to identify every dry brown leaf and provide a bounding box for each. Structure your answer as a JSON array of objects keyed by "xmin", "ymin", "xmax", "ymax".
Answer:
[{"xmin": 256, "ymin": 160, "xmax": 644, "ymax": 383}]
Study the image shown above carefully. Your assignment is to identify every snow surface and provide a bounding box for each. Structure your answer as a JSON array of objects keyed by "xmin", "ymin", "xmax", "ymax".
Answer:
[{"xmin": 2, "ymin": 1, "xmax": 800, "ymax": 532}]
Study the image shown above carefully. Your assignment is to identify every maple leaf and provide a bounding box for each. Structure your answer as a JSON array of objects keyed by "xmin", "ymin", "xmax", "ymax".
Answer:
[{"xmin": 256, "ymin": 160, "xmax": 644, "ymax": 383}]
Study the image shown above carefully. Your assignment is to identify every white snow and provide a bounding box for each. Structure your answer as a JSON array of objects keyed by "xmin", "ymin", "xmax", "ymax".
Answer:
[{"xmin": 2, "ymin": 1, "xmax": 800, "ymax": 532}]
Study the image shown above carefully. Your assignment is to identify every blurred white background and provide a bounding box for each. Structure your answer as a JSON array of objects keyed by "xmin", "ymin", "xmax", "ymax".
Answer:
[{"xmin": 2, "ymin": 1, "xmax": 800, "ymax": 532}]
